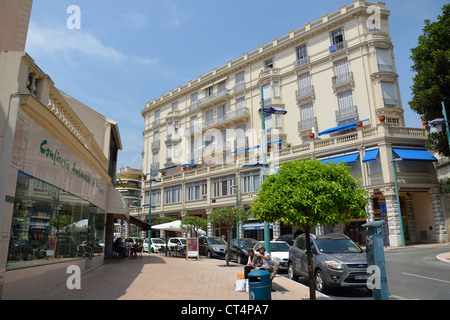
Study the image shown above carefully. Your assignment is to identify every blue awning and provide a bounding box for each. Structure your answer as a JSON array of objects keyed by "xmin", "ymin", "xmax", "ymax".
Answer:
[
  {"xmin": 363, "ymin": 149, "xmax": 379, "ymax": 163},
  {"xmin": 318, "ymin": 119, "xmax": 369, "ymax": 136},
  {"xmin": 392, "ymin": 148, "xmax": 437, "ymax": 162},
  {"xmin": 243, "ymin": 222, "xmax": 273, "ymax": 231},
  {"xmin": 320, "ymin": 152, "xmax": 359, "ymax": 165}
]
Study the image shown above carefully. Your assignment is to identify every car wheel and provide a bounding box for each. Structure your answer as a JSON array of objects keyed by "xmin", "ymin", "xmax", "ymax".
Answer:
[
  {"xmin": 288, "ymin": 263, "xmax": 299, "ymax": 281},
  {"xmin": 207, "ymin": 250, "xmax": 212, "ymax": 258},
  {"xmin": 315, "ymin": 270, "xmax": 328, "ymax": 294},
  {"xmin": 237, "ymin": 254, "xmax": 242, "ymax": 264}
]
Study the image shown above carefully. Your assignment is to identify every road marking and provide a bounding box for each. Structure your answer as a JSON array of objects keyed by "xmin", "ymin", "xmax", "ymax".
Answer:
[{"xmin": 401, "ymin": 273, "xmax": 450, "ymax": 284}]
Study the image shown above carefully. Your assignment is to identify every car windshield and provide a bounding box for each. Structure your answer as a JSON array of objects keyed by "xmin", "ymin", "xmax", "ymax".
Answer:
[
  {"xmin": 208, "ymin": 237, "xmax": 226, "ymax": 245},
  {"xmin": 315, "ymin": 238, "xmax": 363, "ymax": 253},
  {"xmin": 153, "ymin": 239, "xmax": 165, "ymax": 244},
  {"xmin": 180, "ymin": 239, "xmax": 186, "ymax": 245},
  {"xmin": 238, "ymin": 239, "xmax": 257, "ymax": 248},
  {"xmin": 270, "ymin": 242, "xmax": 290, "ymax": 252}
]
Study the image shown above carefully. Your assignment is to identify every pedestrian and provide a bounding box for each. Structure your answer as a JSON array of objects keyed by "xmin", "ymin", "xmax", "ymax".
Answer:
[
  {"xmin": 244, "ymin": 248, "xmax": 256, "ymax": 279},
  {"xmin": 255, "ymin": 246, "xmax": 272, "ymax": 273}
]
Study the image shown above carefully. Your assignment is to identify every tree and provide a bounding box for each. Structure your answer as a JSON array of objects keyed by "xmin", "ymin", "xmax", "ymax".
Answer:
[
  {"xmin": 49, "ymin": 214, "xmax": 74, "ymax": 259},
  {"xmin": 208, "ymin": 207, "xmax": 249, "ymax": 266},
  {"xmin": 409, "ymin": 4, "xmax": 450, "ymax": 156},
  {"xmin": 250, "ymin": 159, "xmax": 368, "ymax": 300},
  {"xmin": 181, "ymin": 216, "xmax": 207, "ymax": 237}
]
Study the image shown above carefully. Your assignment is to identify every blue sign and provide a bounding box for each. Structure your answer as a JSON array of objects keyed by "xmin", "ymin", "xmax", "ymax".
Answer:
[{"xmin": 379, "ymin": 203, "xmax": 386, "ymax": 213}]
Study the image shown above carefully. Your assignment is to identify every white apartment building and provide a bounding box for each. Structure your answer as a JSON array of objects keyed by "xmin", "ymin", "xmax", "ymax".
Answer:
[{"xmin": 141, "ymin": 0, "xmax": 448, "ymax": 247}]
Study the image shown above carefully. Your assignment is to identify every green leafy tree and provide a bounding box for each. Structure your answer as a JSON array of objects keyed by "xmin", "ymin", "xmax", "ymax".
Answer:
[
  {"xmin": 208, "ymin": 207, "xmax": 249, "ymax": 266},
  {"xmin": 181, "ymin": 215, "xmax": 207, "ymax": 237},
  {"xmin": 409, "ymin": 4, "xmax": 450, "ymax": 156},
  {"xmin": 250, "ymin": 159, "xmax": 368, "ymax": 300},
  {"xmin": 49, "ymin": 214, "xmax": 74, "ymax": 259}
]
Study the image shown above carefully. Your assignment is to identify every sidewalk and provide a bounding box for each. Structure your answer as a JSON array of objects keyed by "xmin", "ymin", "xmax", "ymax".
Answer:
[{"xmin": 34, "ymin": 254, "xmax": 331, "ymax": 300}]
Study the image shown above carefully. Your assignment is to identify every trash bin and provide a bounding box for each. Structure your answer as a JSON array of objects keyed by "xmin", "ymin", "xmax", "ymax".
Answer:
[{"xmin": 248, "ymin": 270, "xmax": 271, "ymax": 300}]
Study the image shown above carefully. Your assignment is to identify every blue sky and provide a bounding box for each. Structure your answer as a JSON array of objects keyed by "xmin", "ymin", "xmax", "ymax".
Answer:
[{"xmin": 25, "ymin": 0, "xmax": 448, "ymax": 171}]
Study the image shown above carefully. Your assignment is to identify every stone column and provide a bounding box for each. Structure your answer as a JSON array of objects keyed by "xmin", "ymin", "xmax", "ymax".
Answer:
[
  {"xmin": 366, "ymin": 196, "xmax": 375, "ymax": 222},
  {"xmin": 273, "ymin": 221, "xmax": 281, "ymax": 240},
  {"xmin": 383, "ymin": 188, "xmax": 402, "ymax": 247},
  {"xmin": 206, "ymin": 208, "xmax": 214, "ymax": 236},
  {"xmin": 431, "ymin": 192, "xmax": 449, "ymax": 243},
  {"xmin": 181, "ymin": 210, "xmax": 187, "ymax": 237}
]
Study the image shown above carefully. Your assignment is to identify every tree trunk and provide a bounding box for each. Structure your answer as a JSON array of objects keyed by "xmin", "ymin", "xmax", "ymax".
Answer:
[{"xmin": 304, "ymin": 228, "xmax": 316, "ymax": 300}]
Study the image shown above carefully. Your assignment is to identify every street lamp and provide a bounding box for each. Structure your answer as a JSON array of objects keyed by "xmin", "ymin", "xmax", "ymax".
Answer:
[{"xmin": 258, "ymin": 86, "xmax": 287, "ymax": 253}]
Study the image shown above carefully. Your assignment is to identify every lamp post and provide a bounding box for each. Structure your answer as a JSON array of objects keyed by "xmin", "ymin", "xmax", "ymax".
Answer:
[
  {"xmin": 390, "ymin": 148, "xmax": 406, "ymax": 247},
  {"xmin": 145, "ymin": 169, "xmax": 161, "ymax": 252},
  {"xmin": 258, "ymin": 86, "xmax": 287, "ymax": 253}
]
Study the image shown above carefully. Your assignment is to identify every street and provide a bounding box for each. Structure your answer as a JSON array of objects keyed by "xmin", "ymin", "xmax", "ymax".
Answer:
[
  {"xmin": 384, "ymin": 245, "xmax": 450, "ymax": 300},
  {"xmin": 282, "ymin": 244, "xmax": 450, "ymax": 300}
]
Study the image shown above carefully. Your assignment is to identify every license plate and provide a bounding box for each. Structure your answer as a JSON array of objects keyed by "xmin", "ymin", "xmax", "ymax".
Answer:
[{"xmin": 354, "ymin": 274, "xmax": 369, "ymax": 280}]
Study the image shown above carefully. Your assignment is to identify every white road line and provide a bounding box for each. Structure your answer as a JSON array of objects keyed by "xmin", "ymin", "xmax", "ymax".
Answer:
[{"xmin": 401, "ymin": 272, "xmax": 450, "ymax": 284}]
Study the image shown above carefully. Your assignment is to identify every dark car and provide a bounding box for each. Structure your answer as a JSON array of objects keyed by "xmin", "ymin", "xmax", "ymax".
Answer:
[
  {"xmin": 228, "ymin": 238, "xmax": 258, "ymax": 264},
  {"xmin": 276, "ymin": 234, "xmax": 295, "ymax": 246},
  {"xmin": 288, "ymin": 233, "xmax": 369, "ymax": 294},
  {"xmin": 198, "ymin": 236, "xmax": 227, "ymax": 259}
]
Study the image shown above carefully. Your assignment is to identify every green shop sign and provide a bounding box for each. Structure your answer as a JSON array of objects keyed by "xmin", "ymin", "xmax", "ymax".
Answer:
[{"xmin": 40, "ymin": 140, "xmax": 104, "ymax": 195}]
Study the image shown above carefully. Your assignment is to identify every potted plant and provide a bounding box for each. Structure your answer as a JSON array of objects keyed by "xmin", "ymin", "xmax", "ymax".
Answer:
[{"xmin": 379, "ymin": 115, "xmax": 386, "ymax": 123}]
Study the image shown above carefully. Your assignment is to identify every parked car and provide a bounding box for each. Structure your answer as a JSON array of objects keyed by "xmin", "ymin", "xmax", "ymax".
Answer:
[
  {"xmin": 198, "ymin": 236, "xmax": 227, "ymax": 258},
  {"xmin": 143, "ymin": 237, "xmax": 166, "ymax": 253},
  {"xmin": 253, "ymin": 241, "xmax": 290, "ymax": 271},
  {"xmin": 288, "ymin": 233, "xmax": 368, "ymax": 294},
  {"xmin": 167, "ymin": 237, "xmax": 186, "ymax": 252},
  {"xmin": 228, "ymin": 238, "xmax": 258, "ymax": 264},
  {"xmin": 276, "ymin": 234, "xmax": 295, "ymax": 246},
  {"xmin": 124, "ymin": 237, "xmax": 142, "ymax": 248}
]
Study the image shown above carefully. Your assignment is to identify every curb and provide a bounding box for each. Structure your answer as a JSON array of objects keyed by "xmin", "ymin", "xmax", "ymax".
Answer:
[{"xmin": 436, "ymin": 253, "xmax": 450, "ymax": 264}]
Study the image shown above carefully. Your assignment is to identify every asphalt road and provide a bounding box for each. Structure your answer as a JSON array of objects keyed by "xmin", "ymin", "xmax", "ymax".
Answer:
[
  {"xmin": 384, "ymin": 245, "xmax": 450, "ymax": 300},
  {"xmin": 282, "ymin": 244, "xmax": 450, "ymax": 300}
]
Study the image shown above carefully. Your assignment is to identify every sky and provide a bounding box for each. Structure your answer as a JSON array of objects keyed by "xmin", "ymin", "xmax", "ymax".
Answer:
[{"xmin": 25, "ymin": 0, "xmax": 448, "ymax": 172}]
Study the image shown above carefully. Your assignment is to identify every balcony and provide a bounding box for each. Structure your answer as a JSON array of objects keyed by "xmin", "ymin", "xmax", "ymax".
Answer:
[
  {"xmin": 294, "ymin": 56, "xmax": 310, "ymax": 69},
  {"xmin": 298, "ymin": 117, "xmax": 317, "ymax": 131},
  {"xmin": 378, "ymin": 64, "xmax": 394, "ymax": 73},
  {"xmin": 259, "ymin": 68, "xmax": 281, "ymax": 85},
  {"xmin": 188, "ymin": 101, "xmax": 200, "ymax": 112},
  {"xmin": 151, "ymin": 162, "xmax": 160, "ymax": 170},
  {"xmin": 336, "ymin": 105, "xmax": 358, "ymax": 123},
  {"xmin": 296, "ymin": 85, "xmax": 315, "ymax": 100},
  {"xmin": 383, "ymin": 99, "xmax": 400, "ymax": 108},
  {"xmin": 332, "ymin": 72, "xmax": 353, "ymax": 87},
  {"xmin": 329, "ymin": 40, "xmax": 347, "ymax": 54},
  {"xmin": 151, "ymin": 140, "xmax": 160, "ymax": 150},
  {"xmin": 203, "ymin": 107, "xmax": 250, "ymax": 130},
  {"xmin": 233, "ymin": 82, "xmax": 246, "ymax": 94},
  {"xmin": 198, "ymin": 89, "xmax": 230, "ymax": 108}
]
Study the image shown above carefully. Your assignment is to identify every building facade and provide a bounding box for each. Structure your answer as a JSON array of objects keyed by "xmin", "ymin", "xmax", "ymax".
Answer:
[
  {"xmin": 115, "ymin": 166, "xmax": 144, "ymax": 237},
  {"xmin": 141, "ymin": 1, "xmax": 448, "ymax": 247},
  {"xmin": 0, "ymin": 0, "xmax": 131, "ymax": 299}
]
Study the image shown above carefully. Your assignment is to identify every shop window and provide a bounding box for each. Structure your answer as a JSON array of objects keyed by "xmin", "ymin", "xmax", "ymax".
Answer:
[{"xmin": 7, "ymin": 172, "xmax": 105, "ymax": 269}]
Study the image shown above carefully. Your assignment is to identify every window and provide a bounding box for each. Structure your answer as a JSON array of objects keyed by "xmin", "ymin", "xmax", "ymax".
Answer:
[
  {"xmin": 262, "ymin": 83, "xmax": 271, "ymax": 105},
  {"xmin": 205, "ymin": 86, "xmax": 213, "ymax": 97},
  {"xmin": 376, "ymin": 48, "xmax": 392, "ymax": 72},
  {"xmin": 236, "ymin": 97, "xmax": 246, "ymax": 110},
  {"xmin": 164, "ymin": 185, "xmax": 182, "ymax": 204},
  {"xmin": 154, "ymin": 109, "xmax": 160, "ymax": 125},
  {"xmin": 241, "ymin": 170, "xmax": 261, "ymax": 193},
  {"xmin": 172, "ymin": 101, "xmax": 178, "ymax": 111},
  {"xmin": 211, "ymin": 175, "xmax": 236, "ymax": 198},
  {"xmin": 218, "ymin": 105, "xmax": 227, "ymax": 121},
  {"xmin": 381, "ymin": 82, "xmax": 398, "ymax": 107},
  {"xmin": 330, "ymin": 27, "xmax": 346, "ymax": 52},
  {"xmin": 273, "ymin": 82, "xmax": 280, "ymax": 97},
  {"xmin": 235, "ymin": 71, "xmax": 245, "ymax": 91},
  {"xmin": 386, "ymin": 118, "xmax": 400, "ymax": 127},
  {"xmin": 186, "ymin": 181, "xmax": 207, "ymax": 201},
  {"xmin": 264, "ymin": 58, "xmax": 274, "ymax": 69},
  {"xmin": 298, "ymin": 73, "xmax": 313, "ymax": 97},
  {"xmin": 300, "ymin": 103, "xmax": 314, "ymax": 121},
  {"xmin": 151, "ymin": 189, "xmax": 161, "ymax": 206},
  {"xmin": 7, "ymin": 172, "xmax": 106, "ymax": 268},
  {"xmin": 295, "ymin": 44, "xmax": 309, "ymax": 67},
  {"xmin": 338, "ymin": 91, "xmax": 354, "ymax": 110},
  {"xmin": 296, "ymin": 44, "xmax": 308, "ymax": 61},
  {"xmin": 152, "ymin": 152, "xmax": 159, "ymax": 164},
  {"xmin": 205, "ymin": 109, "xmax": 214, "ymax": 124},
  {"xmin": 167, "ymin": 122, "xmax": 173, "ymax": 137}
]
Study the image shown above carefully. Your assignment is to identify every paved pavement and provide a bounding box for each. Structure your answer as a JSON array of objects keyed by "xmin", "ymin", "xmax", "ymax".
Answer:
[
  {"xmin": 35, "ymin": 253, "xmax": 330, "ymax": 300},
  {"xmin": 34, "ymin": 244, "xmax": 450, "ymax": 301}
]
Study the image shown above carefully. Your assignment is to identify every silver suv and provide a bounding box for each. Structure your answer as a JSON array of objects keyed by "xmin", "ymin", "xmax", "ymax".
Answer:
[{"xmin": 288, "ymin": 233, "xmax": 369, "ymax": 293}]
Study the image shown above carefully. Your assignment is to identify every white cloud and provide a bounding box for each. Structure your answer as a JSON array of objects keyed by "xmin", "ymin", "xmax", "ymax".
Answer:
[
  {"xmin": 26, "ymin": 22, "xmax": 157, "ymax": 66},
  {"xmin": 160, "ymin": 2, "xmax": 190, "ymax": 29}
]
